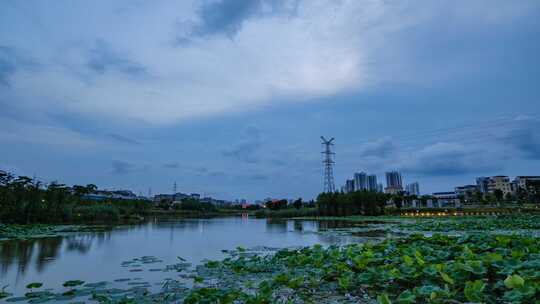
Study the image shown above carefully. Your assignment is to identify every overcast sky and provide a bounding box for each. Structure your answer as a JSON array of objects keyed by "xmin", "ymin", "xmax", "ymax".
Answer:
[{"xmin": 1, "ymin": 0, "xmax": 539, "ymax": 201}]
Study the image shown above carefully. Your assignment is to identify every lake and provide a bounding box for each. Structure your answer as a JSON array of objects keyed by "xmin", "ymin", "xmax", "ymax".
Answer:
[{"xmin": 0, "ymin": 216, "xmax": 368, "ymax": 300}]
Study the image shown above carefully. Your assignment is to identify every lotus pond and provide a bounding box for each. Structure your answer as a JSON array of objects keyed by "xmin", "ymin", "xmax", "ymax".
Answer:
[{"xmin": 1, "ymin": 215, "xmax": 540, "ymax": 303}]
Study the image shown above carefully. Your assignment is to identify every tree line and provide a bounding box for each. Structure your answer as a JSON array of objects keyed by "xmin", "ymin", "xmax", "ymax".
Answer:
[
  {"xmin": 316, "ymin": 191, "xmax": 388, "ymax": 216},
  {"xmin": 0, "ymin": 171, "xmax": 151, "ymax": 224}
]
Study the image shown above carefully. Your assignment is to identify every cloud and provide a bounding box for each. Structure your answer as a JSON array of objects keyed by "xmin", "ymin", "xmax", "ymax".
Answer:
[
  {"xmin": 222, "ymin": 127, "xmax": 262, "ymax": 163},
  {"xmin": 2, "ymin": 1, "xmax": 537, "ymax": 125},
  {"xmin": 108, "ymin": 133, "xmax": 141, "ymax": 145},
  {"xmin": 0, "ymin": 47, "xmax": 16, "ymax": 86},
  {"xmin": 111, "ymin": 160, "xmax": 135, "ymax": 174},
  {"xmin": 2, "ymin": 0, "xmax": 540, "ymax": 126},
  {"xmin": 503, "ymin": 118, "xmax": 540, "ymax": 160},
  {"xmin": 359, "ymin": 137, "xmax": 398, "ymax": 158},
  {"xmin": 190, "ymin": 0, "xmax": 261, "ymax": 38},
  {"xmin": 87, "ymin": 40, "xmax": 147, "ymax": 77},
  {"xmin": 401, "ymin": 142, "xmax": 498, "ymax": 176},
  {"xmin": 180, "ymin": 0, "xmax": 300, "ymax": 40},
  {"xmin": 249, "ymin": 174, "xmax": 269, "ymax": 181},
  {"xmin": 163, "ymin": 162, "xmax": 180, "ymax": 169}
]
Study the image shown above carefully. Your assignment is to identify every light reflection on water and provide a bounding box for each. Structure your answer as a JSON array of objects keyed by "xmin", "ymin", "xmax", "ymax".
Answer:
[{"xmin": 0, "ymin": 216, "xmax": 365, "ymax": 296}]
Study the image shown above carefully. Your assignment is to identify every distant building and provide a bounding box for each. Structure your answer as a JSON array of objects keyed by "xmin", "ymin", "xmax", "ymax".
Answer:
[
  {"xmin": 514, "ymin": 176, "xmax": 540, "ymax": 191},
  {"xmin": 377, "ymin": 183, "xmax": 383, "ymax": 193},
  {"xmin": 153, "ymin": 194, "xmax": 174, "ymax": 205},
  {"xmin": 190, "ymin": 193, "xmax": 201, "ymax": 200},
  {"xmin": 353, "ymin": 172, "xmax": 367, "ymax": 191},
  {"xmin": 173, "ymin": 192, "xmax": 189, "ymax": 201},
  {"xmin": 385, "ymin": 171, "xmax": 403, "ymax": 194},
  {"xmin": 476, "ymin": 177, "xmax": 490, "ymax": 193},
  {"xmin": 454, "ymin": 185, "xmax": 478, "ymax": 201},
  {"xmin": 345, "ymin": 179, "xmax": 355, "ymax": 193},
  {"xmin": 433, "ymin": 192, "xmax": 459, "ymax": 207},
  {"xmin": 406, "ymin": 182, "xmax": 420, "ymax": 196},
  {"xmin": 476, "ymin": 176, "xmax": 513, "ymax": 195},
  {"xmin": 367, "ymin": 175, "xmax": 378, "ymax": 191},
  {"xmin": 488, "ymin": 176, "xmax": 513, "ymax": 195}
]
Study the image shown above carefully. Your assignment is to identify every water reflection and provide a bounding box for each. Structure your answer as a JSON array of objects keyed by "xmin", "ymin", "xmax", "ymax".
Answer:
[
  {"xmin": 265, "ymin": 218, "xmax": 289, "ymax": 233},
  {"xmin": 0, "ymin": 217, "xmax": 373, "ymax": 295},
  {"xmin": 0, "ymin": 231, "xmax": 112, "ymax": 278}
]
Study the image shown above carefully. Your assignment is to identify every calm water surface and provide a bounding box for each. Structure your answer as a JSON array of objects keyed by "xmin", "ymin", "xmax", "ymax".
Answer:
[{"xmin": 0, "ymin": 216, "xmax": 363, "ymax": 297}]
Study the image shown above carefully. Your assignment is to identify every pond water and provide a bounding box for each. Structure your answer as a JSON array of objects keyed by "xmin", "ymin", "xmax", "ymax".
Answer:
[{"xmin": 0, "ymin": 216, "xmax": 368, "ymax": 299}]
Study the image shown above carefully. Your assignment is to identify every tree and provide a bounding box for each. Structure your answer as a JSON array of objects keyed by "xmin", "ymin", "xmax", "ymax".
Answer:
[
  {"xmin": 393, "ymin": 195, "xmax": 403, "ymax": 209},
  {"xmin": 494, "ymin": 189, "xmax": 504, "ymax": 202},
  {"xmin": 72, "ymin": 185, "xmax": 88, "ymax": 197},
  {"xmin": 473, "ymin": 191, "xmax": 484, "ymax": 204},
  {"xmin": 266, "ymin": 199, "xmax": 288, "ymax": 211},
  {"xmin": 292, "ymin": 198, "xmax": 303, "ymax": 209}
]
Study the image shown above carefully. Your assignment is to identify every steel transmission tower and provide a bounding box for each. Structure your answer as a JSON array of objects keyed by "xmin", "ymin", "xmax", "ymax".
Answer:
[{"xmin": 321, "ymin": 136, "xmax": 335, "ymax": 193}]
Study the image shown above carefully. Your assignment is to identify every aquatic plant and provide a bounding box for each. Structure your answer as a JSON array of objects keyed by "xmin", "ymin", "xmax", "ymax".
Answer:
[{"xmin": 185, "ymin": 233, "xmax": 540, "ymax": 303}]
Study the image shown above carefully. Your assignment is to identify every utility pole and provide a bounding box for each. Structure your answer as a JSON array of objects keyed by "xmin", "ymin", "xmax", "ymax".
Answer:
[{"xmin": 321, "ymin": 136, "xmax": 336, "ymax": 193}]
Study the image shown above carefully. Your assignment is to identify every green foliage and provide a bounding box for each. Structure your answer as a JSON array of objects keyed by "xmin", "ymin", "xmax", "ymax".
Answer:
[
  {"xmin": 0, "ymin": 170, "xmax": 151, "ymax": 224},
  {"xmin": 464, "ymin": 280, "xmax": 486, "ymax": 302},
  {"xmin": 254, "ymin": 207, "xmax": 318, "ymax": 218},
  {"xmin": 62, "ymin": 280, "xmax": 85, "ymax": 287},
  {"xmin": 183, "ymin": 233, "xmax": 540, "ymax": 303},
  {"xmin": 316, "ymin": 190, "xmax": 388, "ymax": 216},
  {"xmin": 399, "ymin": 215, "xmax": 540, "ymax": 232},
  {"xmin": 377, "ymin": 293, "xmax": 392, "ymax": 304},
  {"xmin": 504, "ymin": 274, "xmax": 525, "ymax": 289},
  {"xmin": 25, "ymin": 282, "xmax": 43, "ymax": 289},
  {"xmin": 172, "ymin": 198, "xmax": 217, "ymax": 212}
]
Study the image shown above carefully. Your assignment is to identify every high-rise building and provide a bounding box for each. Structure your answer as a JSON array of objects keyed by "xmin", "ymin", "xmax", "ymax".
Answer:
[
  {"xmin": 406, "ymin": 182, "xmax": 420, "ymax": 196},
  {"xmin": 367, "ymin": 175, "xmax": 378, "ymax": 191},
  {"xmin": 385, "ymin": 171, "xmax": 403, "ymax": 194},
  {"xmin": 354, "ymin": 172, "xmax": 367, "ymax": 191},
  {"xmin": 386, "ymin": 171, "xmax": 403, "ymax": 188},
  {"xmin": 345, "ymin": 179, "xmax": 355, "ymax": 193},
  {"xmin": 378, "ymin": 183, "xmax": 383, "ymax": 193}
]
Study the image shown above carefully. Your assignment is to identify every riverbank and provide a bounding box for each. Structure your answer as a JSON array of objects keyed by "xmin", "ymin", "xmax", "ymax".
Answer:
[
  {"xmin": 0, "ymin": 224, "xmax": 113, "ymax": 240},
  {"xmin": 143, "ymin": 208, "xmax": 251, "ymax": 218}
]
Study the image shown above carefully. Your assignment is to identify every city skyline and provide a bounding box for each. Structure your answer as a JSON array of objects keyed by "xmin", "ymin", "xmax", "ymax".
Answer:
[{"xmin": 1, "ymin": 1, "xmax": 539, "ymax": 201}]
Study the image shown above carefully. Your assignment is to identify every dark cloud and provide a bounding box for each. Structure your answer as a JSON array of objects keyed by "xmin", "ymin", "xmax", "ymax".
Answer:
[
  {"xmin": 401, "ymin": 143, "xmax": 498, "ymax": 176},
  {"xmin": 194, "ymin": 0, "xmax": 260, "ymax": 38},
  {"xmin": 111, "ymin": 160, "xmax": 135, "ymax": 174},
  {"xmin": 163, "ymin": 162, "xmax": 180, "ymax": 169},
  {"xmin": 88, "ymin": 40, "xmax": 147, "ymax": 76},
  {"xmin": 0, "ymin": 45, "xmax": 37, "ymax": 87},
  {"xmin": 249, "ymin": 174, "xmax": 268, "ymax": 181},
  {"xmin": 222, "ymin": 126, "xmax": 262, "ymax": 163},
  {"xmin": 109, "ymin": 133, "xmax": 141, "ymax": 145},
  {"xmin": 177, "ymin": 0, "xmax": 300, "ymax": 41},
  {"xmin": 359, "ymin": 137, "xmax": 398, "ymax": 158},
  {"xmin": 0, "ymin": 50, "xmax": 16, "ymax": 87},
  {"xmin": 503, "ymin": 119, "xmax": 540, "ymax": 160}
]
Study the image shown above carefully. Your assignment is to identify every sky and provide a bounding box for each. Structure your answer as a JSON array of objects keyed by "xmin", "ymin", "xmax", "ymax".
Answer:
[{"xmin": 1, "ymin": 0, "xmax": 540, "ymax": 201}]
